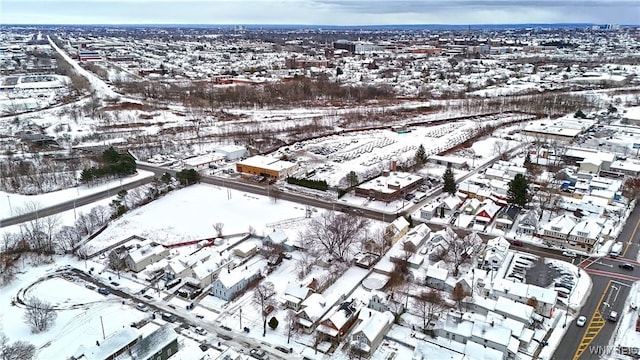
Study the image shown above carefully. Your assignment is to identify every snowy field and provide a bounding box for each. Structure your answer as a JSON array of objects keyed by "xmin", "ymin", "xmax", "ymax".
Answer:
[{"xmin": 86, "ymin": 183, "xmax": 320, "ymax": 252}]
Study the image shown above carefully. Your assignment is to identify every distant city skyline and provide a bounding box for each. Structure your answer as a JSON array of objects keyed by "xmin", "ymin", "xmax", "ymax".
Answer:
[{"xmin": 2, "ymin": 0, "xmax": 639, "ymax": 26}]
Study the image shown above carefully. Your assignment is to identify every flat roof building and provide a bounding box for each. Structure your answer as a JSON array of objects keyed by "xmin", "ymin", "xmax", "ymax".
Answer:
[
  {"xmin": 355, "ymin": 171, "xmax": 423, "ymax": 202},
  {"xmin": 235, "ymin": 155, "xmax": 298, "ymax": 180}
]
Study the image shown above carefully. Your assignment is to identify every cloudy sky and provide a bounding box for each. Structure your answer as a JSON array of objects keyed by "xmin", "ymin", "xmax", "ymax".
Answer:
[{"xmin": 1, "ymin": 0, "xmax": 638, "ymax": 25}]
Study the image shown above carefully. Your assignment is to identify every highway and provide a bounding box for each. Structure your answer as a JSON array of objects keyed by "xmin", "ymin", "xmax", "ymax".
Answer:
[{"xmin": 554, "ymin": 204, "xmax": 640, "ymax": 360}]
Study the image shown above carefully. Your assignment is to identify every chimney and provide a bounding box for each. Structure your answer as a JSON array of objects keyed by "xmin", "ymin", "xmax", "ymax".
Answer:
[
  {"xmin": 369, "ymin": 311, "xmax": 372, "ymax": 317},
  {"xmin": 391, "ymin": 160, "xmax": 397, "ymax": 171}
]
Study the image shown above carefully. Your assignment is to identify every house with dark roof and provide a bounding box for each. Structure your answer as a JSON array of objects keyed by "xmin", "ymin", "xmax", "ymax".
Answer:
[
  {"xmin": 495, "ymin": 205, "xmax": 521, "ymax": 230},
  {"xmin": 317, "ymin": 299, "xmax": 360, "ymax": 342},
  {"xmin": 116, "ymin": 324, "xmax": 178, "ymax": 360}
]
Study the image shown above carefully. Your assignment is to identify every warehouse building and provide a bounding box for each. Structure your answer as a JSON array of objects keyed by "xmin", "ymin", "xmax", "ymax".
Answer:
[{"xmin": 235, "ymin": 155, "xmax": 298, "ymax": 180}]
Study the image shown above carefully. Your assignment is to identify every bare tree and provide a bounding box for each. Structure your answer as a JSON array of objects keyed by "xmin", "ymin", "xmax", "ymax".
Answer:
[
  {"xmin": 213, "ymin": 222, "xmax": 225, "ymax": 237},
  {"xmin": 0, "ymin": 332, "xmax": 36, "ymax": 360},
  {"xmin": 299, "ymin": 211, "xmax": 369, "ymax": 262},
  {"xmin": 413, "ymin": 290, "xmax": 448, "ymax": 330},
  {"xmin": 451, "ymin": 283, "xmax": 468, "ymax": 311},
  {"xmin": 42, "ymin": 214, "xmax": 62, "ymax": 254},
  {"xmin": 23, "ymin": 297, "xmax": 57, "ymax": 333},
  {"xmin": 285, "ymin": 310, "xmax": 298, "ymax": 344},
  {"xmin": 54, "ymin": 226, "xmax": 82, "ymax": 254},
  {"xmin": 622, "ymin": 177, "xmax": 640, "ymax": 206},
  {"xmin": 253, "ymin": 281, "xmax": 276, "ymax": 337}
]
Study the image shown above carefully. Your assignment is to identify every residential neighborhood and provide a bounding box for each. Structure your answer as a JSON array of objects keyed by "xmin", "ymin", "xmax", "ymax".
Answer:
[{"xmin": 1, "ymin": 18, "xmax": 640, "ymax": 360}]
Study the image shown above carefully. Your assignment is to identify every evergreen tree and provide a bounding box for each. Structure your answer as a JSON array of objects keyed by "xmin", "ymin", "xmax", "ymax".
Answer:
[
  {"xmin": 523, "ymin": 152, "xmax": 533, "ymax": 172},
  {"xmin": 345, "ymin": 171, "xmax": 359, "ymax": 187},
  {"xmin": 507, "ymin": 174, "xmax": 529, "ymax": 207},
  {"xmin": 414, "ymin": 144, "xmax": 428, "ymax": 166},
  {"xmin": 442, "ymin": 164, "xmax": 456, "ymax": 195}
]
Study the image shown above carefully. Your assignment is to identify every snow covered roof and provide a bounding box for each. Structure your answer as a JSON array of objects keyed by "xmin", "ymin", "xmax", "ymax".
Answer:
[
  {"xmin": 471, "ymin": 319, "xmax": 512, "ymax": 346},
  {"xmin": 426, "ymin": 266, "xmax": 448, "ymax": 281},
  {"xmin": 284, "ymin": 282, "xmax": 311, "ymax": 301},
  {"xmin": 265, "ymin": 229, "xmax": 288, "ymax": 244},
  {"xmin": 389, "ymin": 216, "xmax": 410, "ymax": 233},
  {"xmin": 442, "ymin": 195, "xmax": 462, "ymax": 211},
  {"xmin": 117, "ymin": 324, "xmax": 177, "ymax": 360},
  {"xmin": 74, "ymin": 327, "xmax": 139, "ymax": 360},
  {"xmin": 464, "ymin": 340, "xmax": 504, "ymax": 360},
  {"xmin": 127, "ymin": 243, "xmax": 167, "ymax": 264},
  {"xmin": 495, "ymin": 297, "xmax": 534, "ymax": 323},
  {"xmin": 299, "ymin": 293, "xmax": 326, "ymax": 320},
  {"xmin": 216, "ymin": 262, "xmax": 261, "ymax": 289},
  {"xmin": 352, "ymin": 310, "xmax": 394, "ymax": 342},
  {"xmin": 570, "ymin": 219, "xmax": 602, "ymax": 239},
  {"xmin": 475, "ymin": 199, "xmax": 502, "ymax": 219},
  {"xmin": 237, "ymin": 155, "xmax": 297, "ymax": 172},
  {"xmin": 358, "ymin": 172, "xmax": 422, "ymax": 194},
  {"xmin": 544, "ymin": 214, "xmax": 577, "ymax": 234}
]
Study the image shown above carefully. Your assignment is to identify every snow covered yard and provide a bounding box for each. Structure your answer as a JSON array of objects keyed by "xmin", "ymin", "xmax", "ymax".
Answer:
[{"xmin": 86, "ymin": 183, "xmax": 314, "ymax": 252}]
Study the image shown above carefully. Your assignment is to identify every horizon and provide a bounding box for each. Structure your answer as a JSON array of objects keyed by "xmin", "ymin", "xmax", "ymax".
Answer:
[{"xmin": 2, "ymin": 0, "xmax": 639, "ymax": 27}]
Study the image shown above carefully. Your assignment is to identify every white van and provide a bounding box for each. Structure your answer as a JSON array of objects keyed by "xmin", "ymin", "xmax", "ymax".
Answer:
[{"xmin": 413, "ymin": 192, "xmax": 427, "ymax": 203}]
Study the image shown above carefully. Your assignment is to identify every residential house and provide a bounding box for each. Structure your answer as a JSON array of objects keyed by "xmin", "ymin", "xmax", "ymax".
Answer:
[
  {"xmin": 516, "ymin": 209, "xmax": 539, "ymax": 235},
  {"xmin": 385, "ymin": 217, "xmax": 410, "ymax": 245},
  {"xmin": 425, "ymin": 266, "xmax": 449, "ymax": 290},
  {"xmin": 209, "ymin": 265, "xmax": 261, "ymax": 301},
  {"xmin": 494, "ymin": 205, "xmax": 521, "ymax": 230},
  {"xmin": 487, "ymin": 278, "xmax": 557, "ymax": 318},
  {"xmin": 396, "ymin": 223, "xmax": 431, "ymax": 254},
  {"xmin": 474, "ymin": 199, "xmax": 503, "ymax": 225},
  {"xmin": 283, "ymin": 282, "xmax": 312, "ymax": 311},
  {"xmin": 436, "ymin": 195, "xmax": 464, "ymax": 219},
  {"xmin": 317, "ymin": 299, "xmax": 360, "ymax": 342},
  {"xmin": 567, "ymin": 219, "xmax": 602, "ymax": 252},
  {"xmin": 350, "ymin": 310, "xmax": 394, "ymax": 357},
  {"xmin": 233, "ymin": 242, "xmax": 257, "ymax": 258},
  {"xmin": 433, "ymin": 311, "xmax": 520, "ymax": 359},
  {"xmin": 297, "ymin": 293, "xmax": 327, "ymax": 333},
  {"xmin": 116, "ymin": 324, "xmax": 178, "ymax": 360},
  {"xmin": 73, "ymin": 327, "xmax": 139, "ymax": 360},
  {"xmin": 264, "ymin": 229, "xmax": 295, "ymax": 251},
  {"xmin": 189, "ymin": 254, "xmax": 232, "ymax": 288},
  {"xmin": 478, "ymin": 237, "xmax": 510, "ymax": 270},
  {"xmin": 368, "ymin": 291, "xmax": 405, "ymax": 315},
  {"xmin": 461, "ymin": 198, "xmax": 482, "ymax": 215},
  {"xmin": 419, "ymin": 202, "xmax": 440, "ymax": 220},
  {"xmin": 125, "ymin": 242, "xmax": 170, "ymax": 273},
  {"xmin": 542, "ymin": 214, "xmax": 577, "ymax": 247}
]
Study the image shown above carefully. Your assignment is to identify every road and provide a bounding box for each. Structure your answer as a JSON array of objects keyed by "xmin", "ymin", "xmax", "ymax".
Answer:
[
  {"xmin": 0, "ymin": 177, "xmax": 153, "ymax": 228},
  {"xmin": 554, "ymin": 204, "xmax": 640, "ymax": 360}
]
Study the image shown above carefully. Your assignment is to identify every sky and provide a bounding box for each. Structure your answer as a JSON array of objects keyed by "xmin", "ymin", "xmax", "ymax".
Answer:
[{"xmin": 0, "ymin": 0, "xmax": 639, "ymax": 26}]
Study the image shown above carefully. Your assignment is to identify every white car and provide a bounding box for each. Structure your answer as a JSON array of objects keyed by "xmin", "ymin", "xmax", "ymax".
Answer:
[
  {"xmin": 576, "ymin": 315, "xmax": 587, "ymax": 327},
  {"xmin": 562, "ymin": 251, "xmax": 577, "ymax": 258},
  {"xmin": 135, "ymin": 303, "xmax": 148, "ymax": 312}
]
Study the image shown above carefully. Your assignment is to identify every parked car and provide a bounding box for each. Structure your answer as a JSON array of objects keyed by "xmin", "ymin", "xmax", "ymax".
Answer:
[
  {"xmin": 195, "ymin": 327, "xmax": 207, "ymax": 335},
  {"xmin": 98, "ymin": 288, "xmax": 110, "ymax": 296},
  {"xmin": 562, "ymin": 251, "xmax": 577, "ymax": 258},
  {"xmin": 275, "ymin": 346, "xmax": 292, "ymax": 354},
  {"xmin": 282, "ymin": 253, "xmax": 292, "ymax": 260},
  {"xmin": 608, "ymin": 311, "xmax": 619, "ymax": 322},
  {"xmin": 512, "ymin": 240, "xmax": 524, "ymax": 247},
  {"xmin": 619, "ymin": 263, "xmax": 634, "ymax": 271},
  {"xmin": 161, "ymin": 313, "xmax": 176, "ymax": 322},
  {"xmin": 135, "ymin": 303, "xmax": 149, "ymax": 312},
  {"xmin": 576, "ymin": 315, "xmax": 587, "ymax": 327}
]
